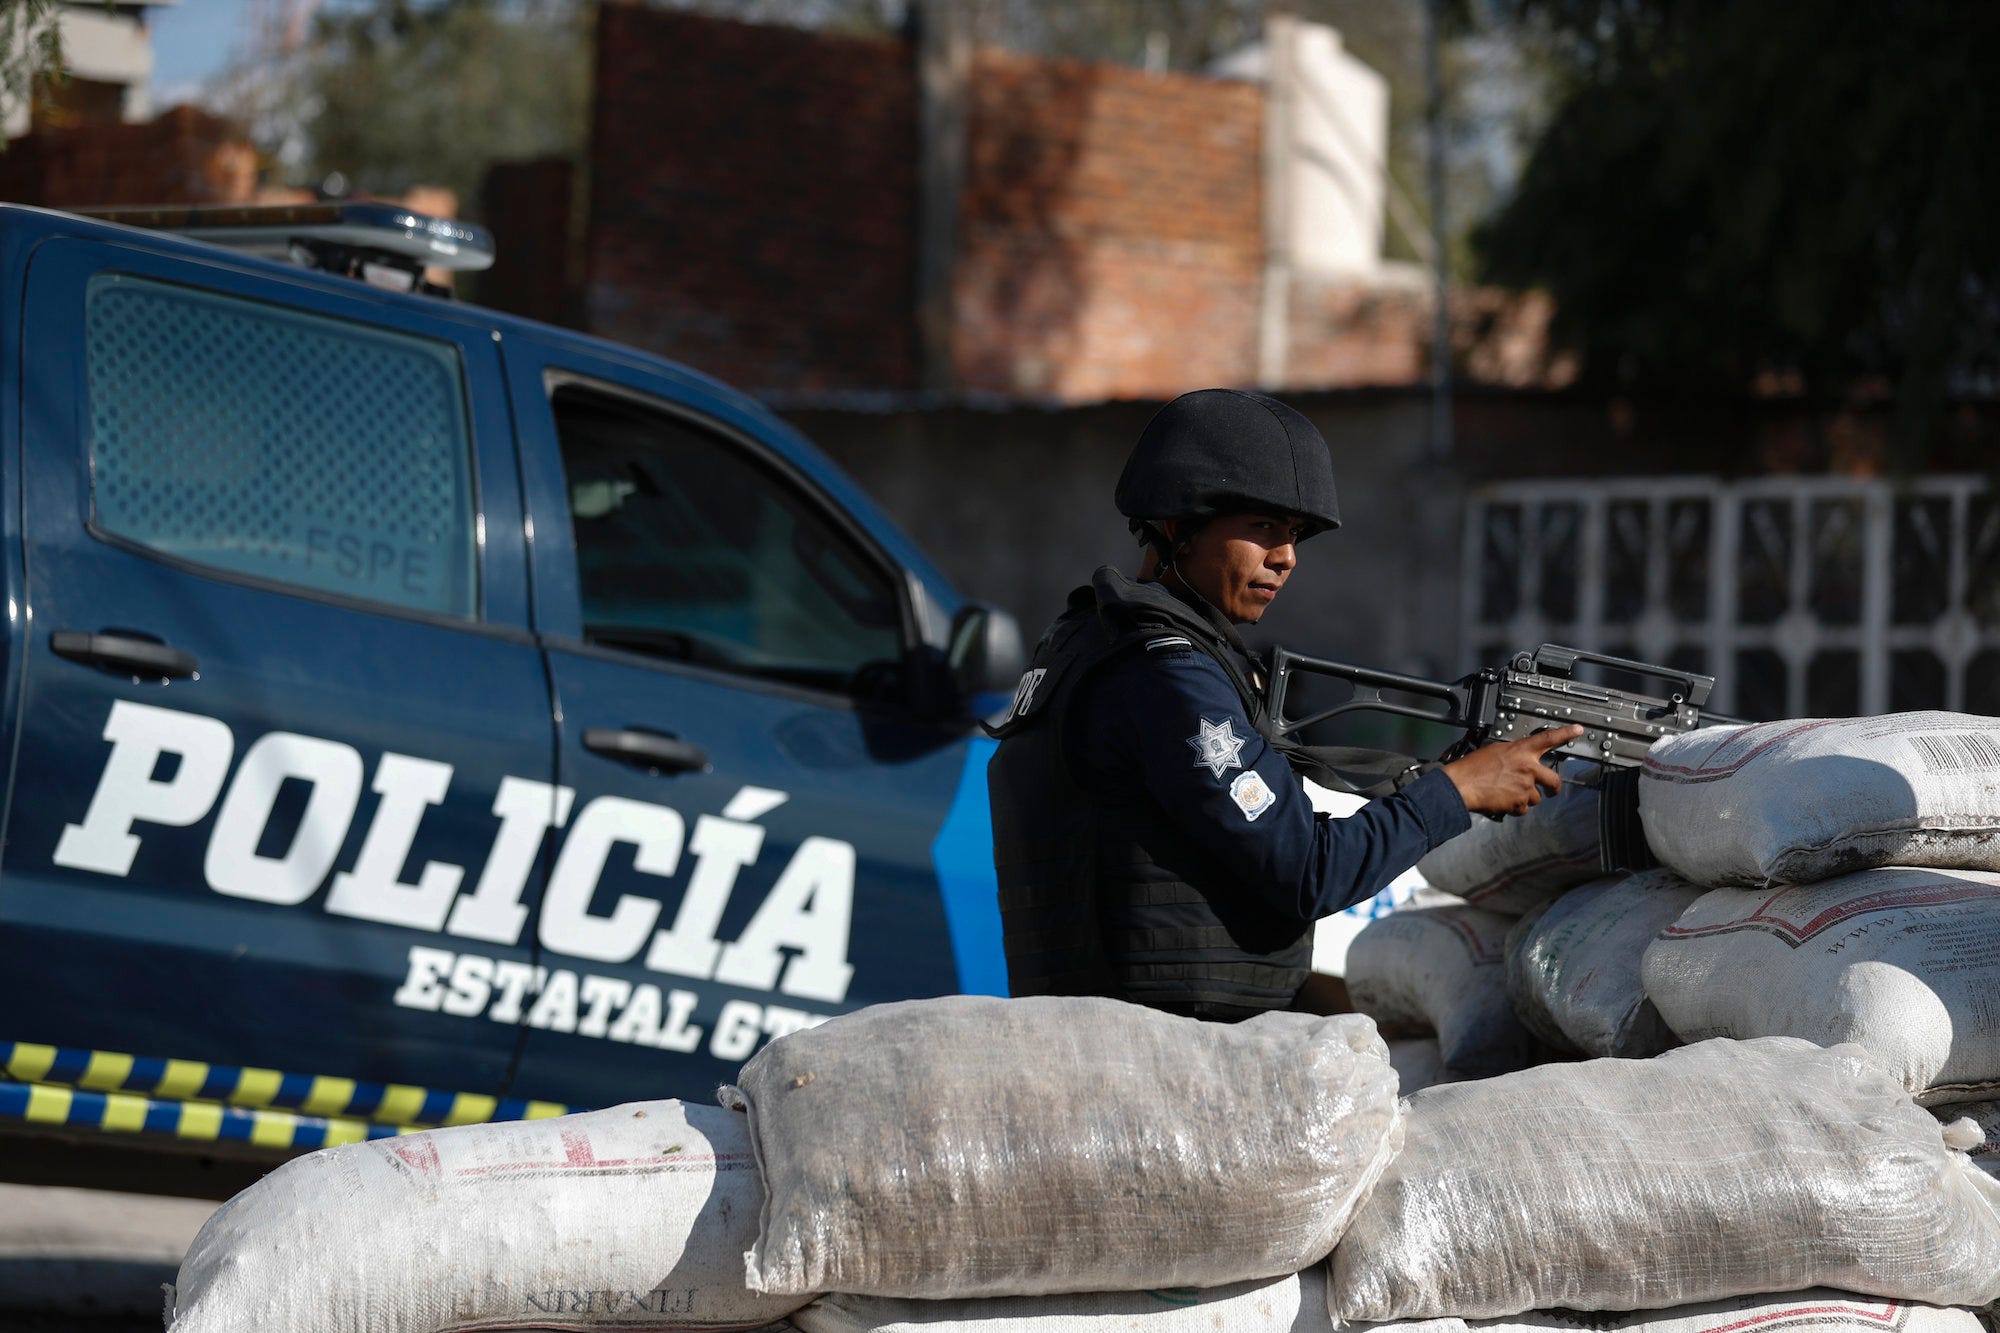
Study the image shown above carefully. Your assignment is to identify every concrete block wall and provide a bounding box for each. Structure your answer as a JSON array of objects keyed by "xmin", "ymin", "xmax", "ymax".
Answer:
[{"xmin": 788, "ymin": 390, "xmax": 1465, "ymax": 682}]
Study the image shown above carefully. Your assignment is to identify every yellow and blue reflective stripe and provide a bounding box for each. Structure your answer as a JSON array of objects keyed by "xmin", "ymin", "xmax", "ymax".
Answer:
[
  {"xmin": 0, "ymin": 1040, "xmax": 569, "ymax": 1133},
  {"xmin": 0, "ymin": 1078, "xmax": 407, "ymax": 1149}
]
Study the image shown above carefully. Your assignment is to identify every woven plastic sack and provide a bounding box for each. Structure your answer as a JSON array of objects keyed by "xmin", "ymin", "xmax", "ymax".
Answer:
[
  {"xmin": 1638, "ymin": 713, "xmax": 2000, "ymax": 886},
  {"xmin": 726, "ymin": 996, "xmax": 1402, "ymax": 1300},
  {"xmin": 1640, "ymin": 868, "xmax": 2000, "ymax": 1102},
  {"xmin": 793, "ymin": 1266, "xmax": 1331, "ymax": 1333},
  {"xmin": 167, "ymin": 1100, "xmax": 798, "ymax": 1333},
  {"xmin": 1416, "ymin": 762, "xmax": 1601, "ymax": 914},
  {"xmin": 1933, "ymin": 1101, "xmax": 1999, "ymax": 1177},
  {"xmin": 1501, "ymin": 900, "xmax": 1572, "ymax": 1053},
  {"xmin": 1387, "ymin": 1038, "xmax": 1449, "ymax": 1096},
  {"xmin": 1345, "ymin": 904, "xmax": 1535, "ymax": 1077},
  {"xmin": 1507, "ymin": 870, "xmax": 1706, "ymax": 1059},
  {"xmin": 1327, "ymin": 1037, "xmax": 2000, "ymax": 1322},
  {"xmin": 1354, "ymin": 1289, "xmax": 1988, "ymax": 1333}
]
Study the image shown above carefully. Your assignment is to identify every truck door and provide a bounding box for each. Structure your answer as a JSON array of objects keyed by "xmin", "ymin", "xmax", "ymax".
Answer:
[
  {"xmin": 0, "ymin": 238, "xmax": 555, "ymax": 1110},
  {"xmin": 501, "ymin": 346, "xmax": 1002, "ymax": 1107}
]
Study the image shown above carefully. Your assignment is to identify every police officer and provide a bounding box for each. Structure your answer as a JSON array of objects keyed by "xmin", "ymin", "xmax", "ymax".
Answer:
[{"xmin": 987, "ymin": 388, "xmax": 1581, "ymax": 1020}]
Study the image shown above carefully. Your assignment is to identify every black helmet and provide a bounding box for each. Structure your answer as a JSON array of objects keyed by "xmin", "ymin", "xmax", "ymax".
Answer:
[{"xmin": 1115, "ymin": 388, "xmax": 1340, "ymax": 538}]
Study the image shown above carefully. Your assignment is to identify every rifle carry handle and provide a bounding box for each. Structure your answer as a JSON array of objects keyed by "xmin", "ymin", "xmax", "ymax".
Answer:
[{"xmin": 1518, "ymin": 644, "xmax": 1716, "ymax": 710}]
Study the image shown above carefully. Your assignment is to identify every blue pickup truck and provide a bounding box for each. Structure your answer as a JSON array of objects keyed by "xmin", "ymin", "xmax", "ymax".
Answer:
[{"xmin": 0, "ymin": 202, "xmax": 1020, "ymax": 1191}]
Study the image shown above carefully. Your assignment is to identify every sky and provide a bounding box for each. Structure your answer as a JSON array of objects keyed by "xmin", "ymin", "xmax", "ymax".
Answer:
[{"xmin": 147, "ymin": 0, "xmax": 260, "ymax": 106}]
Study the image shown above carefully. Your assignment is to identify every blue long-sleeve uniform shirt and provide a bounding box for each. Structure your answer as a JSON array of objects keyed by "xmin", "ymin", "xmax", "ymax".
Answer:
[{"xmin": 1068, "ymin": 637, "xmax": 1470, "ymax": 935}]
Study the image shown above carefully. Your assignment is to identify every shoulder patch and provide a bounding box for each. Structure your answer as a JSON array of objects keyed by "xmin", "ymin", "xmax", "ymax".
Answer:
[
  {"xmin": 1009, "ymin": 668, "xmax": 1048, "ymax": 718},
  {"xmin": 1188, "ymin": 716, "xmax": 1248, "ymax": 779},
  {"xmin": 1146, "ymin": 635, "xmax": 1193, "ymax": 652},
  {"xmin": 1229, "ymin": 769, "xmax": 1277, "ymax": 821}
]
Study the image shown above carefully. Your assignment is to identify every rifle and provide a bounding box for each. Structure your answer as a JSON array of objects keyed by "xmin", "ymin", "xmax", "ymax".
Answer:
[{"xmin": 1264, "ymin": 644, "xmax": 1744, "ymax": 871}]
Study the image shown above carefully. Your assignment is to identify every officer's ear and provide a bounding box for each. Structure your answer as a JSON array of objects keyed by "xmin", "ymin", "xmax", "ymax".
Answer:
[{"xmin": 1161, "ymin": 517, "xmax": 1205, "ymax": 565}]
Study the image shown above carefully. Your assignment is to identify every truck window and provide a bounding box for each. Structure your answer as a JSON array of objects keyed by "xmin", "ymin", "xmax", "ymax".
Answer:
[
  {"xmin": 553, "ymin": 385, "xmax": 904, "ymax": 698},
  {"xmin": 84, "ymin": 273, "xmax": 479, "ymax": 618}
]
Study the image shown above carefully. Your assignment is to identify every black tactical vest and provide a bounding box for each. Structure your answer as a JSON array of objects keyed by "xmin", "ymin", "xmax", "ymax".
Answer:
[{"xmin": 986, "ymin": 569, "xmax": 1314, "ymax": 1021}]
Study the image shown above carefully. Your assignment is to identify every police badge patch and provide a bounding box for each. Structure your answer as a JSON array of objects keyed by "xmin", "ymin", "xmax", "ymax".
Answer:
[
  {"xmin": 1229, "ymin": 769, "xmax": 1276, "ymax": 821},
  {"xmin": 1187, "ymin": 716, "xmax": 1247, "ymax": 779}
]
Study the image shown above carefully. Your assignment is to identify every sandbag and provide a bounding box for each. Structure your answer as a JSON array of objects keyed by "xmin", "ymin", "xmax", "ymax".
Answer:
[
  {"xmin": 1640, "ymin": 867, "xmax": 2000, "ymax": 1102},
  {"xmin": 1933, "ymin": 1100, "xmax": 1999, "ymax": 1177},
  {"xmin": 1416, "ymin": 761, "xmax": 1601, "ymax": 913},
  {"xmin": 1508, "ymin": 870, "xmax": 1706, "ymax": 1059},
  {"xmin": 726, "ymin": 996, "xmax": 1401, "ymax": 1300},
  {"xmin": 168, "ymin": 1100, "xmax": 797, "ymax": 1333},
  {"xmin": 1327, "ymin": 1037, "xmax": 2000, "ymax": 1322},
  {"xmin": 794, "ymin": 1266, "xmax": 1331, "ymax": 1333},
  {"xmin": 1355, "ymin": 1289, "xmax": 1989, "ymax": 1333},
  {"xmin": 1386, "ymin": 1038, "xmax": 1449, "ymax": 1096},
  {"xmin": 1638, "ymin": 713, "xmax": 2000, "ymax": 886},
  {"xmin": 1345, "ymin": 904, "xmax": 1535, "ymax": 1076},
  {"xmin": 1501, "ymin": 900, "xmax": 1574, "ymax": 1054}
]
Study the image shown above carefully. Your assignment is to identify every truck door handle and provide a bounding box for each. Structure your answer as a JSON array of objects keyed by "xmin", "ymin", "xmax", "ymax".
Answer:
[
  {"xmin": 51, "ymin": 630, "xmax": 199, "ymax": 680},
  {"xmin": 582, "ymin": 727, "xmax": 711, "ymax": 774}
]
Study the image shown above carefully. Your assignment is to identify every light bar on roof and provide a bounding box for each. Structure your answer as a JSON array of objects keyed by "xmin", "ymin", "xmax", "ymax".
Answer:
[{"xmin": 77, "ymin": 201, "xmax": 497, "ymax": 273}]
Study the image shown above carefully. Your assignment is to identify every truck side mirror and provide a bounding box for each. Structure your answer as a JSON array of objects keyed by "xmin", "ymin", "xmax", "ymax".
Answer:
[{"xmin": 947, "ymin": 602, "xmax": 1026, "ymax": 702}]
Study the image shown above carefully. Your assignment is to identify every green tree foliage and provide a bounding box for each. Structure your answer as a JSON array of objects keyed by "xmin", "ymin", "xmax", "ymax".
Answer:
[
  {"xmin": 300, "ymin": 0, "xmax": 588, "ymax": 211},
  {"xmin": 0, "ymin": 0, "xmax": 70, "ymax": 140},
  {"xmin": 1476, "ymin": 0, "xmax": 1999, "ymax": 442}
]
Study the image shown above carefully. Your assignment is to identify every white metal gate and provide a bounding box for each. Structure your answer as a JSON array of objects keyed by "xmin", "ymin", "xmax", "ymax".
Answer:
[{"xmin": 1461, "ymin": 475, "xmax": 2000, "ymax": 719}]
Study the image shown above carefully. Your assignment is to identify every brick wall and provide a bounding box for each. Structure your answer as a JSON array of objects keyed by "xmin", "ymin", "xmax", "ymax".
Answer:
[
  {"xmin": 480, "ymin": 157, "xmax": 576, "ymax": 325},
  {"xmin": 582, "ymin": 9, "xmax": 1557, "ymax": 403},
  {"xmin": 0, "ymin": 106, "xmax": 254, "ymax": 207},
  {"xmin": 1285, "ymin": 279, "xmax": 1576, "ymax": 392},
  {"xmin": 586, "ymin": 10, "xmax": 1267, "ymax": 402},
  {"xmin": 585, "ymin": 4, "xmax": 919, "ymax": 394},
  {"xmin": 953, "ymin": 52, "xmax": 1264, "ymax": 400}
]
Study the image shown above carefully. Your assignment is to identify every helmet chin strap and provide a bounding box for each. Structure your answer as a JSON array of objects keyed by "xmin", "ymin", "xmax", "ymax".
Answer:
[{"xmin": 1144, "ymin": 518, "xmax": 1231, "ymax": 625}]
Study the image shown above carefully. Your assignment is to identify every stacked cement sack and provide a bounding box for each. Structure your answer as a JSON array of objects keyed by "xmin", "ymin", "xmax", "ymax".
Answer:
[
  {"xmin": 1357, "ymin": 711, "xmax": 2000, "ymax": 1099},
  {"xmin": 1323, "ymin": 712, "xmax": 2000, "ymax": 1333},
  {"xmin": 1641, "ymin": 867, "xmax": 2000, "ymax": 1101},
  {"xmin": 1385, "ymin": 1036, "xmax": 1449, "ymax": 1095},
  {"xmin": 1636, "ymin": 713, "xmax": 2000, "ymax": 1107},
  {"xmin": 166, "ymin": 1100, "xmax": 801, "ymax": 1333},
  {"xmin": 168, "ymin": 996, "xmax": 1407, "ymax": 1329},
  {"xmin": 1416, "ymin": 759, "xmax": 1603, "ymax": 913},
  {"xmin": 1506, "ymin": 870, "xmax": 1706, "ymax": 1059},
  {"xmin": 793, "ymin": 1264, "xmax": 1329, "ymax": 1333},
  {"xmin": 1638, "ymin": 712, "xmax": 2000, "ymax": 884},
  {"xmin": 1345, "ymin": 760, "xmax": 1613, "ymax": 1077},
  {"xmin": 1327, "ymin": 1038, "xmax": 2000, "ymax": 1320},
  {"xmin": 1935, "ymin": 1099, "xmax": 1999, "ymax": 1177},
  {"xmin": 1345, "ymin": 902, "xmax": 1536, "ymax": 1077},
  {"xmin": 166, "ymin": 706, "xmax": 2000, "ymax": 1333},
  {"xmin": 167, "ymin": 996, "xmax": 2000, "ymax": 1333},
  {"xmin": 725, "ymin": 996, "xmax": 1401, "ymax": 1297},
  {"xmin": 1363, "ymin": 1292, "xmax": 1991, "ymax": 1333}
]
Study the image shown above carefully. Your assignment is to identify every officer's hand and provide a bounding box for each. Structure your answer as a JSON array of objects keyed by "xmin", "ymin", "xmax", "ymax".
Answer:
[{"xmin": 1440, "ymin": 725, "xmax": 1585, "ymax": 817}]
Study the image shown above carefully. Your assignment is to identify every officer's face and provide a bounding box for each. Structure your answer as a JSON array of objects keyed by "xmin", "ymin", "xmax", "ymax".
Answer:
[{"xmin": 1178, "ymin": 512, "xmax": 1306, "ymax": 624}]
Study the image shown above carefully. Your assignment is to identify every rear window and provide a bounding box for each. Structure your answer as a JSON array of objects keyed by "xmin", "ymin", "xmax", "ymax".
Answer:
[{"xmin": 84, "ymin": 273, "xmax": 479, "ymax": 618}]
